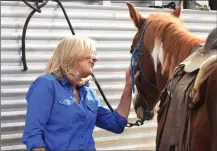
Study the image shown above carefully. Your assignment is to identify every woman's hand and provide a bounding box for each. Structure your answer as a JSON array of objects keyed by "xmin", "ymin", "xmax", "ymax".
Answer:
[
  {"xmin": 116, "ymin": 66, "xmax": 140, "ymax": 120},
  {"xmin": 125, "ymin": 66, "xmax": 140, "ymax": 86},
  {"xmin": 32, "ymin": 147, "xmax": 46, "ymax": 151}
]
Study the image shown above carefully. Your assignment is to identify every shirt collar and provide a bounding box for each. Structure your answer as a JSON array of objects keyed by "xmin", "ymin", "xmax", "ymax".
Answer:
[
  {"xmin": 60, "ymin": 75, "xmax": 90, "ymax": 87},
  {"xmin": 58, "ymin": 74, "xmax": 89, "ymax": 98},
  {"xmin": 79, "ymin": 82, "xmax": 89, "ymax": 95},
  {"xmin": 60, "ymin": 75, "xmax": 68, "ymax": 86}
]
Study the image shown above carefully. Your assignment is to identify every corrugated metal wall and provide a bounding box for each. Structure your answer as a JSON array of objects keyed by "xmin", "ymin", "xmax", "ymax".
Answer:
[
  {"xmin": 1, "ymin": 1, "xmax": 216, "ymax": 150},
  {"xmin": 111, "ymin": 0, "xmax": 151, "ymax": 7},
  {"xmin": 111, "ymin": 0, "xmax": 182, "ymax": 7}
]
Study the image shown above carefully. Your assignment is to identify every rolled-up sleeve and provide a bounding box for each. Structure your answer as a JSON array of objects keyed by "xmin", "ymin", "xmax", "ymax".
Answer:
[
  {"xmin": 96, "ymin": 107, "xmax": 127, "ymax": 134},
  {"xmin": 22, "ymin": 77, "xmax": 54, "ymax": 151}
]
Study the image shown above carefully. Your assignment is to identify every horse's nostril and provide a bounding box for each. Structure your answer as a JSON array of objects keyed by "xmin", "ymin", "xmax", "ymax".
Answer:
[
  {"xmin": 130, "ymin": 48, "xmax": 134, "ymax": 53},
  {"xmin": 146, "ymin": 112, "xmax": 155, "ymax": 120}
]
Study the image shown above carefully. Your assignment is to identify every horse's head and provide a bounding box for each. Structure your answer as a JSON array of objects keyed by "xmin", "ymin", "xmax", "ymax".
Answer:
[{"xmin": 126, "ymin": 1, "xmax": 184, "ymax": 121}]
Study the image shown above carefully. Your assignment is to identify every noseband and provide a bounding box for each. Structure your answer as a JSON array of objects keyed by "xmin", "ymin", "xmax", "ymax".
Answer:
[{"xmin": 128, "ymin": 21, "xmax": 160, "ymax": 127}]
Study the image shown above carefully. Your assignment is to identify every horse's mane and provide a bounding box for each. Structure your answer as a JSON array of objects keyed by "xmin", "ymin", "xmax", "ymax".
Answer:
[{"xmin": 146, "ymin": 12, "xmax": 205, "ymax": 77}]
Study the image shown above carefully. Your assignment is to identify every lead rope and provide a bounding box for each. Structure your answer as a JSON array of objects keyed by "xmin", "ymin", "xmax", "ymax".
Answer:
[{"xmin": 21, "ymin": 0, "xmax": 48, "ymax": 71}]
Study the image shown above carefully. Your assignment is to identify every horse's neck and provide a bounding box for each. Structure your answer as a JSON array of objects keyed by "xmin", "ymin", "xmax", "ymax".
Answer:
[{"xmin": 163, "ymin": 31, "xmax": 205, "ymax": 78}]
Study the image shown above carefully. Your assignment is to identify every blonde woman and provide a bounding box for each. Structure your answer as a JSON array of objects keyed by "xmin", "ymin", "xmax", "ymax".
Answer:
[{"xmin": 22, "ymin": 35, "xmax": 140, "ymax": 151}]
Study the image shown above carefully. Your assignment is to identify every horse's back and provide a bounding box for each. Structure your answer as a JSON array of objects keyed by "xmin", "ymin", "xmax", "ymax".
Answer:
[
  {"xmin": 205, "ymin": 66, "xmax": 217, "ymax": 150},
  {"xmin": 202, "ymin": 28, "xmax": 217, "ymax": 150},
  {"xmin": 191, "ymin": 66, "xmax": 217, "ymax": 150},
  {"xmin": 189, "ymin": 67, "xmax": 217, "ymax": 150}
]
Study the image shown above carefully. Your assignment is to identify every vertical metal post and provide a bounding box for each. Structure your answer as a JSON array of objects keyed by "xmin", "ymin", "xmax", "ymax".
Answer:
[
  {"xmin": 183, "ymin": 0, "xmax": 197, "ymax": 9},
  {"xmin": 99, "ymin": 0, "xmax": 111, "ymax": 5},
  {"xmin": 151, "ymin": 0, "xmax": 162, "ymax": 6}
]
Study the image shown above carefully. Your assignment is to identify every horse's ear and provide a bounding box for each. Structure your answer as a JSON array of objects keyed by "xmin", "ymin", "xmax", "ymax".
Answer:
[
  {"xmin": 126, "ymin": 1, "xmax": 143, "ymax": 28},
  {"xmin": 171, "ymin": 3, "xmax": 182, "ymax": 18}
]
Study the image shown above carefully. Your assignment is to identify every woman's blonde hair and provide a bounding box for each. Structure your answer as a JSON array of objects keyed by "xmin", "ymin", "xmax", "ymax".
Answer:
[{"xmin": 45, "ymin": 35, "xmax": 96, "ymax": 86}]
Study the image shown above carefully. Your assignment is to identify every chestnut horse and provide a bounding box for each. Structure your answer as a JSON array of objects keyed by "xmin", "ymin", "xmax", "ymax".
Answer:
[{"xmin": 126, "ymin": 1, "xmax": 217, "ymax": 151}]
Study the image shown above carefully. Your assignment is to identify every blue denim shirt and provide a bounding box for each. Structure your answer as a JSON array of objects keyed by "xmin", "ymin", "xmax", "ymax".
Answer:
[{"xmin": 22, "ymin": 74, "xmax": 127, "ymax": 151}]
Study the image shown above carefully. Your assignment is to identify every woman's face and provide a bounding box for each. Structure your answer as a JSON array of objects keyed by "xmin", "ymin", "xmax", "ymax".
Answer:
[{"xmin": 73, "ymin": 54, "xmax": 98, "ymax": 78}]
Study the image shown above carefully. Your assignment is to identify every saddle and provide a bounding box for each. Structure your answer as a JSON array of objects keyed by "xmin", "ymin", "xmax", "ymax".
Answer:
[
  {"xmin": 181, "ymin": 43, "xmax": 217, "ymax": 104},
  {"xmin": 156, "ymin": 63, "xmax": 197, "ymax": 151},
  {"xmin": 156, "ymin": 42, "xmax": 217, "ymax": 151},
  {"xmin": 181, "ymin": 43, "xmax": 216, "ymax": 73}
]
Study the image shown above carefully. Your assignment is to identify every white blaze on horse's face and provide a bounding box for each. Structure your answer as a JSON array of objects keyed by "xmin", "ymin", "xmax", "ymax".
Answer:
[
  {"xmin": 151, "ymin": 39, "xmax": 164, "ymax": 74},
  {"xmin": 133, "ymin": 87, "xmax": 145, "ymax": 120}
]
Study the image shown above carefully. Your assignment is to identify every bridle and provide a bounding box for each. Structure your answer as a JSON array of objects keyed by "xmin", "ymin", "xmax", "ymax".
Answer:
[
  {"xmin": 130, "ymin": 22, "xmax": 157, "ymax": 92},
  {"xmin": 127, "ymin": 21, "xmax": 160, "ymax": 127}
]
